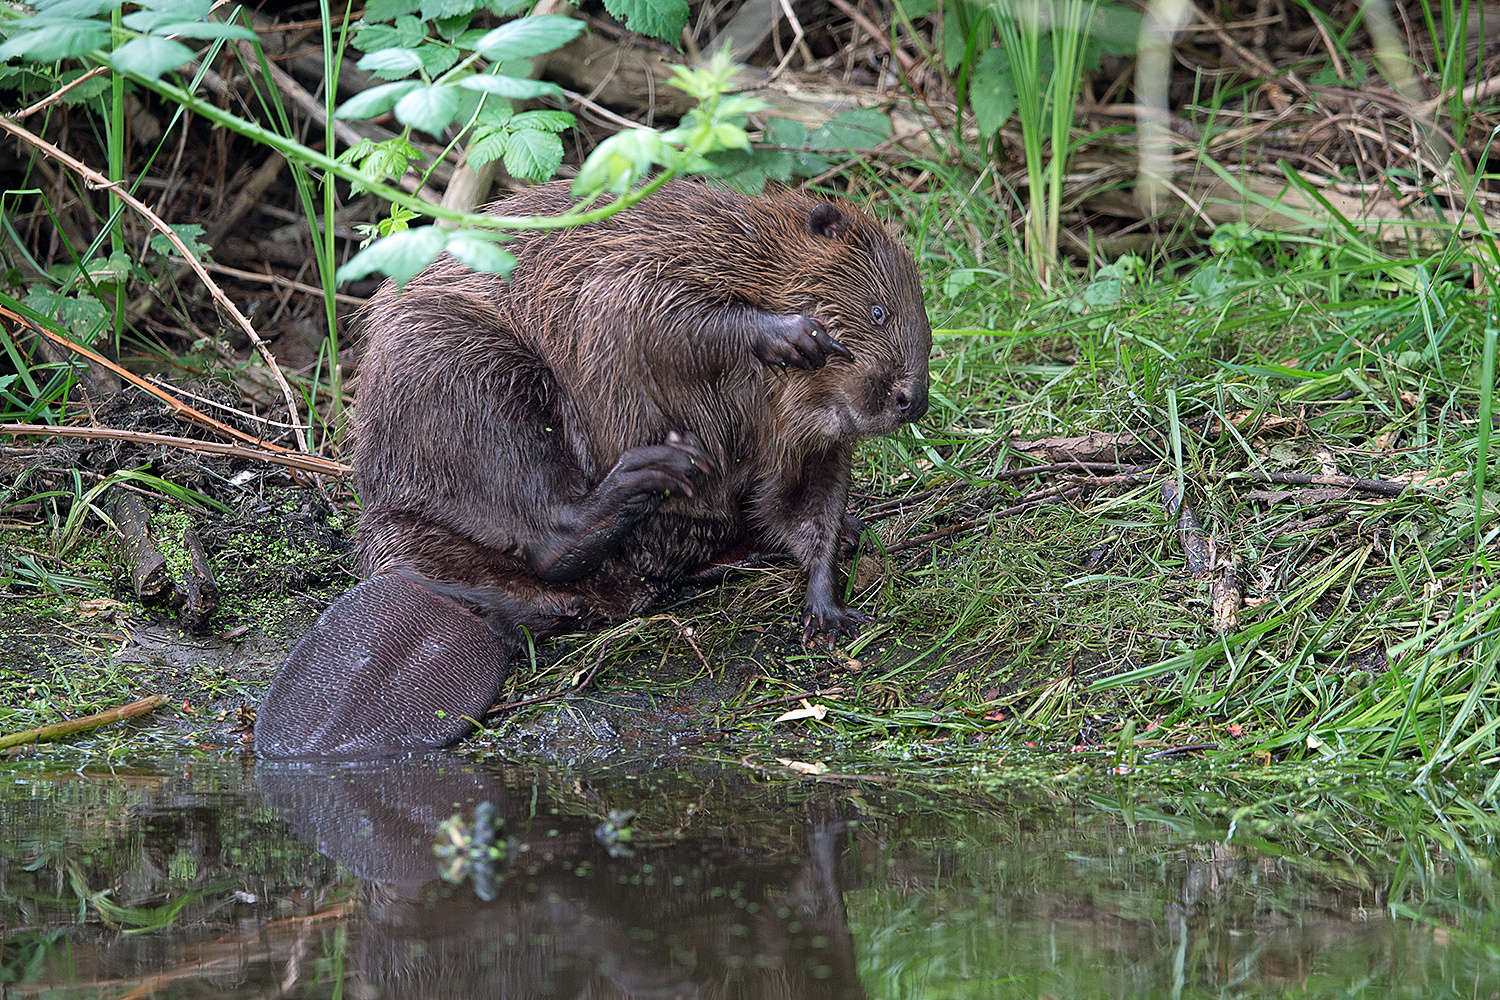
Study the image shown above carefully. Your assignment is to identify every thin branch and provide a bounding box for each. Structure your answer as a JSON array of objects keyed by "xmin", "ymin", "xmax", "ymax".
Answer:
[
  {"xmin": 2, "ymin": 423, "xmax": 351, "ymax": 477},
  {"xmin": 0, "ymin": 111, "xmax": 309, "ymax": 446},
  {"xmin": 0, "ymin": 308, "xmax": 314, "ymax": 456}
]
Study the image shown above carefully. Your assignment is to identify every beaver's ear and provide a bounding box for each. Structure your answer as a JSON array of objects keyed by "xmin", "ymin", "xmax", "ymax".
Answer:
[{"xmin": 808, "ymin": 203, "xmax": 850, "ymax": 240}]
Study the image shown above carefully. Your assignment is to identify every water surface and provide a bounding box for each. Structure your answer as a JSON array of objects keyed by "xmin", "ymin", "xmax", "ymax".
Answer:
[{"xmin": 2, "ymin": 752, "xmax": 1496, "ymax": 998}]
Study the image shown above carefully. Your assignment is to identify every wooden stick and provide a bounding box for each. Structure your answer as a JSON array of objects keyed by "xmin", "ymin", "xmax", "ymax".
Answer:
[
  {"xmin": 0, "ymin": 695, "xmax": 169, "ymax": 751},
  {"xmin": 1225, "ymin": 470, "xmax": 1406, "ymax": 497}
]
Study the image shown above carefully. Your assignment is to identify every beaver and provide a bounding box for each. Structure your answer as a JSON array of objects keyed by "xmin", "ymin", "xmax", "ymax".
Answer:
[{"xmin": 254, "ymin": 179, "xmax": 931, "ymax": 759}]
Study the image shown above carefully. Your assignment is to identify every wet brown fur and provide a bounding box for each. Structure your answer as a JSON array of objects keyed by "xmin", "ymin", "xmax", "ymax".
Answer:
[{"xmin": 353, "ymin": 179, "xmax": 931, "ymax": 637}]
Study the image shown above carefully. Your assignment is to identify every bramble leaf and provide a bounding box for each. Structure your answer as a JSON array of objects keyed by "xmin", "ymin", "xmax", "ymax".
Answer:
[
  {"xmin": 132, "ymin": 0, "xmax": 212, "ymax": 16},
  {"xmin": 445, "ymin": 231, "xmax": 516, "ymax": 275},
  {"xmin": 393, "ymin": 82, "xmax": 462, "ymax": 135},
  {"xmin": 142, "ymin": 21, "xmax": 259, "ymax": 40},
  {"xmin": 0, "ymin": 21, "xmax": 110, "ymax": 62},
  {"xmin": 458, "ymin": 73, "xmax": 562, "ymax": 99},
  {"xmin": 338, "ymin": 136, "xmax": 424, "ymax": 193},
  {"xmin": 148, "ymin": 223, "xmax": 211, "ymax": 260},
  {"xmin": 334, "ymin": 79, "xmax": 421, "ymax": 119},
  {"xmin": 602, "ymin": 0, "xmax": 688, "ymax": 42},
  {"xmin": 23, "ymin": 288, "xmax": 108, "ymax": 338},
  {"xmin": 356, "ymin": 46, "xmax": 425, "ymax": 75},
  {"xmin": 510, "ymin": 109, "xmax": 572, "ymax": 132},
  {"xmin": 502, "ymin": 127, "xmax": 563, "ymax": 180},
  {"xmin": 763, "ymin": 117, "xmax": 807, "ymax": 148},
  {"xmin": 969, "ymin": 47, "xmax": 1015, "ymax": 138},
  {"xmin": 31, "ymin": 0, "xmax": 117, "ymax": 16},
  {"xmin": 572, "ymin": 128, "xmax": 664, "ymax": 196},
  {"xmin": 109, "ymin": 36, "xmax": 196, "ymax": 79},
  {"xmin": 335, "ymin": 226, "xmax": 447, "ymax": 287},
  {"xmin": 415, "ymin": 42, "xmax": 461, "ymax": 76},
  {"xmin": 465, "ymin": 128, "xmax": 510, "ymax": 168},
  {"xmin": 352, "ymin": 15, "xmax": 427, "ymax": 53},
  {"xmin": 807, "ymin": 108, "xmax": 890, "ymax": 150},
  {"xmin": 471, "ymin": 15, "xmax": 582, "ymax": 61},
  {"xmin": 361, "ymin": 0, "xmax": 421, "ymax": 22},
  {"xmin": 419, "ymin": 0, "xmax": 490, "ymax": 20}
]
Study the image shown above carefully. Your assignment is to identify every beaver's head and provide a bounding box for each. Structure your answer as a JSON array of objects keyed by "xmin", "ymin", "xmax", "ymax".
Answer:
[{"xmin": 758, "ymin": 197, "xmax": 932, "ymax": 446}]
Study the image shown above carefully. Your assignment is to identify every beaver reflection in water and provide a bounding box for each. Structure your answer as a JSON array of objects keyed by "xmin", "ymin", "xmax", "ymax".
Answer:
[{"xmin": 255, "ymin": 180, "xmax": 932, "ymax": 759}]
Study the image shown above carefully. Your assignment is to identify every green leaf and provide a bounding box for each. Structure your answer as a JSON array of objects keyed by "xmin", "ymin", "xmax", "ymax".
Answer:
[
  {"xmin": 434, "ymin": 13, "xmax": 472, "ymax": 38},
  {"xmin": 86, "ymin": 249, "xmax": 139, "ymax": 284},
  {"xmin": 420, "ymin": 0, "xmax": 490, "ymax": 19},
  {"xmin": 943, "ymin": 268, "xmax": 977, "ymax": 298},
  {"xmin": 715, "ymin": 93, "xmax": 768, "ymax": 118},
  {"xmin": 338, "ymin": 136, "xmax": 423, "ymax": 192},
  {"xmin": 32, "ymin": 0, "xmax": 117, "ymax": 16},
  {"xmin": 352, "ymin": 15, "xmax": 427, "ymax": 53},
  {"xmin": 708, "ymin": 121, "xmax": 751, "ymax": 152},
  {"xmin": 56, "ymin": 66, "xmax": 111, "ymax": 102},
  {"xmin": 458, "ymin": 73, "xmax": 563, "ymax": 99},
  {"xmin": 23, "ymin": 289, "xmax": 108, "ymax": 338},
  {"xmin": 704, "ymin": 147, "xmax": 790, "ymax": 193},
  {"xmin": 763, "ymin": 119, "xmax": 836, "ymax": 177},
  {"xmin": 361, "ymin": 0, "xmax": 422, "ymax": 22},
  {"xmin": 763, "ymin": 117, "xmax": 808, "ymax": 148},
  {"xmin": 753, "ymin": 148, "xmax": 793, "ymax": 182},
  {"xmin": 0, "ymin": 65, "xmax": 58, "ymax": 94},
  {"xmin": 475, "ymin": 102, "xmax": 514, "ymax": 126},
  {"xmin": 510, "ymin": 109, "xmax": 573, "ymax": 132},
  {"xmin": 1308, "ymin": 64, "xmax": 1339, "ymax": 87},
  {"xmin": 0, "ymin": 21, "xmax": 110, "ymax": 62},
  {"xmin": 133, "ymin": 0, "xmax": 212, "ymax": 15},
  {"xmin": 471, "ymin": 15, "xmax": 583, "ymax": 61},
  {"xmin": 894, "ymin": 0, "xmax": 937, "ymax": 17},
  {"xmin": 502, "ymin": 127, "xmax": 563, "ymax": 181},
  {"xmin": 665, "ymin": 51, "xmax": 737, "ymax": 101},
  {"xmin": 465, "ymin": 128, "xmax": 510, "ymax": 168},
  {"xmin": 335, "ymin": 226, "xmax": 447, "ymax": 287},
  {"xmin": 807, "ymin": 108, "xmax": 890, "ymax": 150},
  {"xmin": 394, "ymin": 83, "xmax": 462, "ymax": 135},
  {"xmin": 445, "ymin": 232, "xmax": 516, "ymax": 275},
  {"xmin": 142, "ymin": 21, "xmax": 259, "ymax": 40},
  {"xmin": 149, "ymin": 223, "xmax": 210, "ymax": 260},
  {"xmin": 572, "ymin": 128, "xmax": 664, "ymax": 196},
  {"xmin": 1081, "ymin": 272, "xmax": 1124, "ymax": 307},
  {"xmin": 792, "ymin": 151, "xmax": 833, "ymax": 175},
  {"xmin": 356, "ymin": 46, "xmax": 425, "ymax": 75},
  {"xmin": 334, "ymin": 79, "xmax": 420, "ymax": 119},
  {"xmin": 1309, "ymin": 59, "xmax": 1367, "ymax": 89},
  {"xmin": 122, "ymin": 9, "xmax": 188, "ymax": 29},
  {"xmin": 968, "ymin": 46, "xmax": 1015, "ymax": 138},
  {"xmin": 1187, "ymin": 263, "xmax": 1230, "ymax": 307},
  {"xmin": 602, "ymin": 0, "xmax": 688, "ymax": 42},
  {"xmin": 941, "ymin": 3, "xmax": 969, "ymax": 72},
  {"xmin": 416, "ymin": 42, "xmax": 461, "ymax": 76},
  {"xmin": 108, "ymin": 36, "xmax": 196, "ymax": 79},
  {"xmin": 1092, "ymin": 6, "xmax": 1142, "ymax": 57}
]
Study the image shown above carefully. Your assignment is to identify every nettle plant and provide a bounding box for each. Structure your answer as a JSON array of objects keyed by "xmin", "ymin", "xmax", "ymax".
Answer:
[{"xmin": 0, "ymin": 0, "xmax": 761, "ymax": 289}]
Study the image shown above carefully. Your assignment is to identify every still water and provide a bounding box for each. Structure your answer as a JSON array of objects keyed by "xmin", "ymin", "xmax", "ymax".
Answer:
[{"xmin": 1, "ymin": 751, "xmax": 1497, "ymax": 998}]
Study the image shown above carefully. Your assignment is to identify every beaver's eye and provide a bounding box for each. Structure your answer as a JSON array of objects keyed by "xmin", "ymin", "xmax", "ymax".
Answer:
[{"xmin": 871, "ymin": 304, "xmax": 888, "ymax": 325}]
